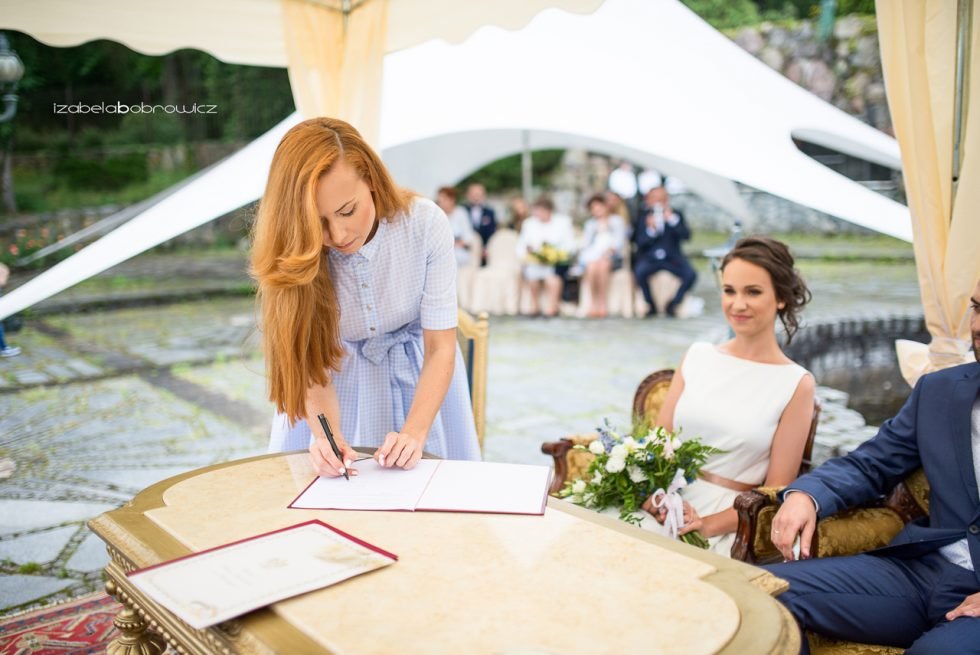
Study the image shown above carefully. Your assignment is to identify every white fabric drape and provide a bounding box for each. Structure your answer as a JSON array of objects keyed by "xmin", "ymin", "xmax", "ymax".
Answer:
[{"xmin": 877, "ymin": 1, "xmax": 980, "ymax": 385}]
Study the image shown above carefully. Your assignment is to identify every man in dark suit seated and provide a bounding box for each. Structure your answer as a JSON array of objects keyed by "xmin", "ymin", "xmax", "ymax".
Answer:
[
  {"xmin": 463, "ymin": 183, "xmax": 497, "ymax": 266},
  {"xmin": 765, "ymin": 276, "xmax": 980, "ymax": 654},
  {"xmin": 631, "ymin": 186, "xmax": 696, "ymax": 317}
]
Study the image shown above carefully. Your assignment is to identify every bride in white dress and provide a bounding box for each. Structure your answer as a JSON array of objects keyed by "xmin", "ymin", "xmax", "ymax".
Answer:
[{"xmin": 643, "ymin": 236, "xmax": 816, "ymax": 556}]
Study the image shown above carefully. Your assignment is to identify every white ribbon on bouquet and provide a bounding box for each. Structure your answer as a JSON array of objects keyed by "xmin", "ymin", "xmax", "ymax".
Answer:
[{"xmin": 650, "ymin": 469, "xmax": 689, "ymax": 540}]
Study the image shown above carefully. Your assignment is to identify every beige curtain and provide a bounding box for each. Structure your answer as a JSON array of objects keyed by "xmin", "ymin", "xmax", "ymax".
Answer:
[
  {"xmin": 281, "ymin": 0, "xmax": 390, "ymax": 145},
  {"xmin": 877, "ymin": 1, "xmax": 980, "ymax": 385}
]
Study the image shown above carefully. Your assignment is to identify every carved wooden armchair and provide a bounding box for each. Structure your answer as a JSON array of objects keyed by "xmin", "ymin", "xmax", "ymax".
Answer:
[
  {"xmin": 541, "ymin": 368, "xmax": 821, "ymax": 496},
  {"xmin": 733, "ymin": 470, "xmax": 930, "ymax": 655}
]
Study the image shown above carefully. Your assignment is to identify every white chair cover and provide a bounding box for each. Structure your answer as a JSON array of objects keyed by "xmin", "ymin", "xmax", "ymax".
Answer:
[{"xmin": 469, "ymin": 229, "xmax": 522, "ymax": 315}]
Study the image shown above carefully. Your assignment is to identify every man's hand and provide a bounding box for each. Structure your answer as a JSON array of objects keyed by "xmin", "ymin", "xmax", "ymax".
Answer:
[
  {"xmin": 947, "ymin": 592, "xmax": 980, "ymax": 620},
  {"xmin": 770, "ymin": 491, "xmax": 818, "ymax": 560}
]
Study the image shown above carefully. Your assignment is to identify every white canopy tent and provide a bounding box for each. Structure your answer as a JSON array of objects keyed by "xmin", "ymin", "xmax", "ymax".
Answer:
[
  {"xmin": 380, "ymin": 0, "xmax": 907, "ymax": 234},
  {"xmin": 0, "ymin": 0, "xmax": 910, "ymax": 321}
]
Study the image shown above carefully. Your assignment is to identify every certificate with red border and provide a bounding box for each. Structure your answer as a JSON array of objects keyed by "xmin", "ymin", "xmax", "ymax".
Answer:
[
  {"xmin": 289, "ymin": 459, "xmax": 551, "ymax": 515},
  {"xmin": 128, "ymin": 520, "xmax": 396, "ymax": 629}
]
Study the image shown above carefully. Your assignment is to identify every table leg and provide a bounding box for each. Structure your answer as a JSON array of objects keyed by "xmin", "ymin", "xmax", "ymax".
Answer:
[{"xmin": 105, "ymin": 579, "xmax": 168, "ymax": 655}]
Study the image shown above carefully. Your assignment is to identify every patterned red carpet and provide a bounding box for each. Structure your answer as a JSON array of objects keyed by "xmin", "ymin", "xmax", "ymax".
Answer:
[{"xmin": 0, "ymin": 593, "xmax": 120, "ymax": 655}]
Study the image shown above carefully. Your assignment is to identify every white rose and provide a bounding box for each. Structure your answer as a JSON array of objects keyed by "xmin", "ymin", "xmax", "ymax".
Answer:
[
  {"xmin": 610, "ymin": 444, "xmax": 627, "ymax": 458},
  {"xmin": 671, "ymin": 437, "xmax": 682, "ymax": 450},
  {"xmin": 572, "ymin": 480, "xmax": 587, "ymax": 494},
  {"xmin": 605, "ymin": 456, "xmax": 626, "ymax": 473},
  {"xmin": 583, "ymin": 492, "xmax": 596, "ymax": 507},
  {"xmin": 592, "ymin": 472, "xmax": 603, "ymax": 485},
  {"xmin": 588, "ymin": 439, "xmax": 605, "ymax": 455},
  {"xmin": 622, "ymin": 436, "xmax": 638, "ymax": 452},
  {"xmin": 628, "ymin": 465, "xmax": 648, "ymax": 483}
]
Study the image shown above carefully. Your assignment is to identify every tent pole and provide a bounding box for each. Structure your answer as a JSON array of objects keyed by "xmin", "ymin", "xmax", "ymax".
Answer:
[
  {"xmin": 952, "ymin": 0, "xmax": 973, "ymax": 215},
  {"xmin": 521, "ymin": 129, "xmax": 533, "ymax": 202}
]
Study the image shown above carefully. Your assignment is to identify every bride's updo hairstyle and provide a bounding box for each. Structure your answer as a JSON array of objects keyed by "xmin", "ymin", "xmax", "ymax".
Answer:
[{"xmin": 720, "ymin": 236, "xmax": 811, "ymax": 344}]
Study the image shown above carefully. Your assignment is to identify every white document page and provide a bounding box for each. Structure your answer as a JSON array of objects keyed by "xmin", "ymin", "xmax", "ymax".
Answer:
[
  {"xmin": 128, "ymin": 521, "xmax": 395, "ymax": 630},
  {"xmin": 289, "ymin": 459, "xmax": 439, "ymax": 511},
  {"xmin": 417, "ymin": 461, "xmax": 551, "ymax": 515}
]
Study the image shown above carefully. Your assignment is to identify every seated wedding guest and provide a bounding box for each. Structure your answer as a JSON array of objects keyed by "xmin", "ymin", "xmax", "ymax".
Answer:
[
  {"xmin": 516, "ymin": 197, "xmax": 576, "ymax": 317},
  {"xmin": 605, "ymin": 190, "xmax": 634, "ymax": 225},
  {"xmin": 436, "ymin": 186, "xmax": 475, "ymax": 267},
  {"xmin": 644, "ymin": 237, "xmax": 815, "ymax": 556},
  {"xmin": 632, "ymin": 186, "xmax": 697, "ymax": 317},
  {"xmin": 463, "ymin": 183, "xmax": 496, "ymax": 264},
  {"xmin": 577, "ymin": 194, "xmax": 627, "ymax": 318},
  {"xmin": 251, "ymin": 117, "xmax": 481, "ymax": 479},
  {"xmin": 765, "ymin": 275, "xmax": 980, "ymax": 655},
  {"xmin": 509, "ymin": 196, "xmax": 530, "ymax": 233}
]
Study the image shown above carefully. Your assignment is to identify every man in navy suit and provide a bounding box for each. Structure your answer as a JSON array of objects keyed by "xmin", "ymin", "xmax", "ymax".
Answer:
[
  {"xmin": 632, "ymin": 186, "xmax": 696, "ymax": 317},
  {"xmin": 463, "ymin": 183, "xmax": 497, "ymax": 265},
  {"xmin": 766, "ymin": 276, "xmax": 980, "ymax": 654}
]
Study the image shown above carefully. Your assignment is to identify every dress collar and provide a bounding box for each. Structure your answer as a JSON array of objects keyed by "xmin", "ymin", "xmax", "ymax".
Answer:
[{"xmin": 329, "ymin": 219, "xmax": 387, "ymax": 263}]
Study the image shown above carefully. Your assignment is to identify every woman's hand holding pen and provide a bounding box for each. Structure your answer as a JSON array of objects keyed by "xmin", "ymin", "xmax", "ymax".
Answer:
[
  {"xmin": 309, "ymin": 433, "xmax": 359, "ymax": 478},
  {"xmin": 375, "ymin": 431, "xmax": 425, "ymax": 469}
]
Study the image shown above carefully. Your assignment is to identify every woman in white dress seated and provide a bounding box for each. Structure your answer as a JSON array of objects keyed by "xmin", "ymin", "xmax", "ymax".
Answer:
[
  {"xmin": 643, "ymin": 236, "xmax": 816, "ymax": 556},
  {"xmin": 577, "ymin": 193, "xmax": 627, "ymax": 318}
]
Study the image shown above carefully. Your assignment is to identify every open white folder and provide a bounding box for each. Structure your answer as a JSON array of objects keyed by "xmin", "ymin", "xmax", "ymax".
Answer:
[
  {"xmin": 128, "ymin": 520, "xmax": 396, "ymax": 630},
  {"xmin": 289, "ymin": 459, "xmax": 551, "ymax": 515}
]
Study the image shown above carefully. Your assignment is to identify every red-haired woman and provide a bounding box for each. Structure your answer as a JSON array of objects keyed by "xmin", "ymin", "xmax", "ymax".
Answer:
[{"xmin": 251, "ymin": 118, "xmax": 481, "ymax": 478}]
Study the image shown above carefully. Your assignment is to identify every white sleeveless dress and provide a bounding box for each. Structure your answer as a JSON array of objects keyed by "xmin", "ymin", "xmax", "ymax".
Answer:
[{"xmin": 672, "ymin": 342, "xmax": 809, "ymax": 556}]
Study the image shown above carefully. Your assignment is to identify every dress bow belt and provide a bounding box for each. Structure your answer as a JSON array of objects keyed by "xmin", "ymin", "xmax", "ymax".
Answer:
[{"xmin": 360, "ymin": 322, "xmax": 423, "ymax": 365}]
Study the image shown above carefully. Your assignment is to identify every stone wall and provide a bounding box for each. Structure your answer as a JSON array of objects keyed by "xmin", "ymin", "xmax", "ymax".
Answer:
[
  {"xmin": 784, "ymin": 314, "xmax": 927, "ymax": 425},
  {"xmin": 734, "ymin": 15, "xmax": 890, "ymax": 134},
  {"xmin": 783, "ymin": 314, "xmax": 927, "ymax": 464}
]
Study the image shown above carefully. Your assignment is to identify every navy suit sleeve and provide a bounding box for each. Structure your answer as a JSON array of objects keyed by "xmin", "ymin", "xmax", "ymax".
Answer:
[
  {"xmin": 633, "ymin": 213, "xmax": 656, "ymax": 253},
  {"xmin": 787, "ymin": 377, "xmax": 924, "ymax": 518},
  {"xmin": 669, "ymin": 210, "xmax": 691, "ymax": 241}
]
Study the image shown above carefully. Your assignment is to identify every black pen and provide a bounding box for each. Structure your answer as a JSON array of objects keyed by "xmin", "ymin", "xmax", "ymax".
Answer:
[{"xmin": 316, "ymin": 413, "xmax": 349, "ymax": 481}]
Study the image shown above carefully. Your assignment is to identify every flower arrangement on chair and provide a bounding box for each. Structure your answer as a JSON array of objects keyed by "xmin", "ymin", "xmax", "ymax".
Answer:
[{"xmin": 558, "ymin": 418, "xmax": 720, "ymax": 548}]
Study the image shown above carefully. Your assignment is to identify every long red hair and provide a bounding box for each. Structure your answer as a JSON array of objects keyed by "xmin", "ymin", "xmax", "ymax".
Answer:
[{"xmin": 250, "ymin": 117, "xmax": 413, "ymax": 420}]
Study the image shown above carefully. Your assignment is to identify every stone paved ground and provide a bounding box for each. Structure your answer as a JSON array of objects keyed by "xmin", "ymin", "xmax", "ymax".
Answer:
[{"xmin": 0, "ymin": 250, "xmax": 922, "ymax": 616}]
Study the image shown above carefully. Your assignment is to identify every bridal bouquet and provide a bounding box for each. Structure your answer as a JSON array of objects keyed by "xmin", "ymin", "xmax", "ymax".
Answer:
[
  {"xmin": 529, "ymin": 242, "xmax": 570, "ymax": 266},
  {"xmin": 558, "ymin": 418, "xmax": 721, "ymax": 548}
]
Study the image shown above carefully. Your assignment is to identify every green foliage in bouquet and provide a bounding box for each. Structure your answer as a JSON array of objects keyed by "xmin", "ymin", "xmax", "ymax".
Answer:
[
  {"xmin": 529, "ymin": 242, "xmax": 569, "ymax": 266},
  {"xmin": 558, "ymin": 417, "xmax": 722, "ymax": 549}
]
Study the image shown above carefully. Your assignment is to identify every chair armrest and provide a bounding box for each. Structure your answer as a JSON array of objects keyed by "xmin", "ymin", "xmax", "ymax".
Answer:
[
  {"xmin": 733, "ymin": 487, "xmax": 908, "ymax": 563},
  {"xmin": 813, "ymin": 506, "xmax": 906, "ymax": 558},
  {"xmin": 541, "ymin": 434, "xmax": 598, "ymax": 496},
  {"xmin": 732, "ymin": 487, "xmax": 785, "ymax": 563},
  {"xmin": 541, "ymin": 439, "xmax": 575, "ymax": 495}
]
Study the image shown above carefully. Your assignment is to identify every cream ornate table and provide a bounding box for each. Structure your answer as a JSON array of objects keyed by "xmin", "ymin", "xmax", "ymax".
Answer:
[{"xmin": 89, "ymin": 452, "xmax": 799, "ymax": 655}]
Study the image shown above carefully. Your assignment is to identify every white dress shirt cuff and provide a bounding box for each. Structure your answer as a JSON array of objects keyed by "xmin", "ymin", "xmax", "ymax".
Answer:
[{"xmin": 783, "ymin": 489, "xmax": 820, "ymax": 513}]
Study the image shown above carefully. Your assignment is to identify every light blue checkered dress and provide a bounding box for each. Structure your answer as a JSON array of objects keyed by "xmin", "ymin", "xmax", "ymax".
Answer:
[{"xmin": 268, "ymin": 197, "xmax": 482, "ymax": 461}]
